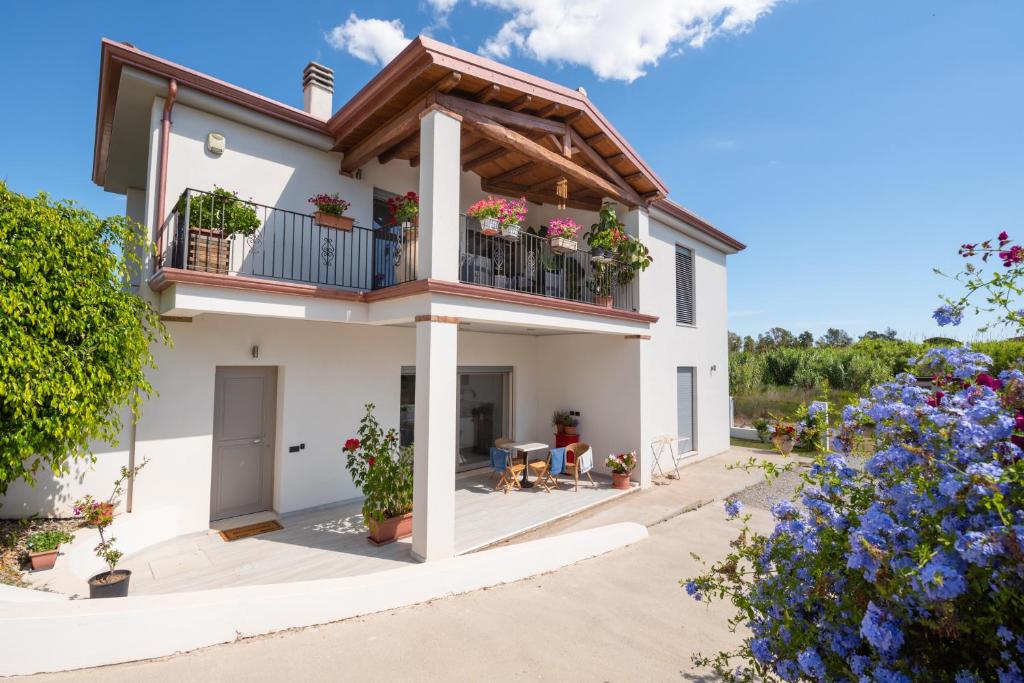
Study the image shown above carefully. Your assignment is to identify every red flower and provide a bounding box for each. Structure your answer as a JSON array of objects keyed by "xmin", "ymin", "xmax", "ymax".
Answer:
[
  {"xmin": 344, "ymin": 438, "xmax": 360, "ymax": 452},
  {"xmin": 1015, "ymin": 412, "xmax": 1024, "ymax": 431},
  {"xmin": 976, "ymin": 373, "xmax": 1003, "ymax": 391},
  {"xmin": 999, "ymin": 231, "xmax": 1010, "ymax": 243},
  {"xmin": 368, "ymin": 457, "xmax": 376, "ymax": 467}
]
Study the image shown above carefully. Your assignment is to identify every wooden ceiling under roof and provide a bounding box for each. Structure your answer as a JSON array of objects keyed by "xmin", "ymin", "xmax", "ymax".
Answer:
[{"xmin": 327, "ymin": 37, "xmax": 668, "ymax": 211}]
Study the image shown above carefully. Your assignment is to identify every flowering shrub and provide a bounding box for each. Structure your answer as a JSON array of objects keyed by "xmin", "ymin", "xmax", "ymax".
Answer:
[
  {"xmin": 937, "ymin": 230, "xmax": 1024, "ymax": 333},
  {"xmin": 73, "ymin": 459, "xmax": 147, "ymax": 575},
  {"xmin": 343, "ymin": 404, "xmax": 413, "ymax": 524},
  {"xmin": 683, "ymin": 348, "xmax": 1024, "ymax": 680},
  {"xmin": 387, "ymin": 191, "xmax": 418, "ymax": 224},
  {"xmin": 547, "ymin": 217, "xmax": 582, "ymax": 240},
  {"xmin": 467, "ymin": 196, "xmax": 506, "ymax": 221},
  {"xmin": 605, "ymin": 451, "xmax": 637, "ymax": 474},
  {"xmin": 796, "ymin": 401, "xmax": 829, "ymax": 451},
  {"xmin": 308, "ymin": 193, "xmax": 350, "ymax": 217}
]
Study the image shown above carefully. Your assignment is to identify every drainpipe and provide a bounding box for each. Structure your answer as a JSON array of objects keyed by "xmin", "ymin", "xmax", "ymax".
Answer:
[{"xmin": 153, "ymin": 78, "xmax": 178, "ymax": 258}]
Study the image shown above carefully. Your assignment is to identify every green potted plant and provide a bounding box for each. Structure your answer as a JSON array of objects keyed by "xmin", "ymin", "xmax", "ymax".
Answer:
[
  {"xmin": 387, "ymin": 192, "xmax": 419, "ymax": 281},
  {"xmin": 343, "ymin": 404, "xmax": 414, "ymax": 545},
  {"xmin": 74, "ymin": 459, "xmax": 148, "ymax": 598},
  {"xmin": 563, "ymin": 415, "xmax": 579, "ymax": 436},
  {"xmin": 585, "ymin": 203, "xmax": 621, "ymax": 264},
  {"xmin": 25, "ymin": 530, "xmax": 75, "ymax": 571},
  {"xmin": 309, "ymin": 192, "xmax": 353, "ymax": 231},
  {"xmin": 467, "ymin": 196, "xmax": 505, "ymax": 236},
  {"xmin": 177, "ymin": 187, "xmax": 261, "ymax": 273},
  {"xmin": 546, "ymin": 217, "xmax": 581, "ymax": 254},
  {"xmin": 605, "ymin": 451, "xmax": 637, "ymax": 489},
  {"xmin": 552, "ymin": 410, "xmax": 570, "ymax": 435}
]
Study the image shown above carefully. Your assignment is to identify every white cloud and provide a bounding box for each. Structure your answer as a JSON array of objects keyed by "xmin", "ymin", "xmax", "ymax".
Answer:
[
  {"xmin": 473, "ymin": 0, "xmax": 781, "ymax": 82},
  {"xmin": 325, "ymin": 14, "xmax": 412, "ymax": 66},
  {"xmin": 426, "ymin": 0, "xmax": 460, "ymax": 13}
]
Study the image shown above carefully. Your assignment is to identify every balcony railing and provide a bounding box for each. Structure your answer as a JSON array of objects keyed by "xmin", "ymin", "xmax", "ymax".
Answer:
[
  {"xmin": 155, "ymin": 189, "xmax": 417, "ymax": 291},
  {"xmin": 458, "ymin": 215, "xmax": 636, "ymax": 311}
]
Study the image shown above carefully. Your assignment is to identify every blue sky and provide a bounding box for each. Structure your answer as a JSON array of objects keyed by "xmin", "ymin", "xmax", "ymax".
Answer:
[{"xmin": 2, "ymin": 1, "xmax": 1022, "ymax": 340}]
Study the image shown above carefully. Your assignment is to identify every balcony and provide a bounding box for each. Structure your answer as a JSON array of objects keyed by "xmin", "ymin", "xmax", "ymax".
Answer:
[
  {"xmin": 154, "ymin": 189, "xmax": 416, "ymax": 292},
  {"xmin": 458, "ymin": 216, "xmax": 636, "ymax": 312},
  {"xmin": 153, "ymin": 190, "xmax": 636, "ymax": 313}
]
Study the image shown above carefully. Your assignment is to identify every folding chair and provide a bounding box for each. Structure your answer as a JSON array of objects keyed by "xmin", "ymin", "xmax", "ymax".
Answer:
[
  {"xmin": 650, "ymin": 435, "xmax": 679, "ymax": 481},
  {"xmin": 528, "ymin": 448, "xmax": 562, "ymax": 493},
  {"xmin": 490, "ymin": 447, "xmax": 523, "ymax": 494}
]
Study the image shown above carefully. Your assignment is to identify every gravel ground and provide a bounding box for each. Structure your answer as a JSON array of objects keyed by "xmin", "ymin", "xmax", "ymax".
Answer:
[
  {"xmin": 730, "ymin": 467, "xmax": 806, "ymax": 511},
  {"xmin": 0, "ymin": 517, "xmax": 83, "ymax": 587}
]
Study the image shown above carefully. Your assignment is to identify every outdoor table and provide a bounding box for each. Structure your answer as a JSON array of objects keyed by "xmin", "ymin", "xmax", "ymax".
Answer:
[{"xmin": 506, "ymin": 442, "xmax": 549, "ymax": 489}]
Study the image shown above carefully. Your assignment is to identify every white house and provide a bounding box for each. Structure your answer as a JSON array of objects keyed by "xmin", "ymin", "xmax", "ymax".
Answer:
[{"xmin": 2, "ymin": 37, "xmax": 745, "ymax": 562}]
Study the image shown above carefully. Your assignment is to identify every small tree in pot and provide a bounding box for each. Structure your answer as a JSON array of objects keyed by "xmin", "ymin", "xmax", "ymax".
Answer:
[
  {"xmin": 343, "ymin": 404, "xmax": 414, "ymax": 545},
  {"xmin": 74, "ymin": 459, "xmax": 148, "ymax": 598},
  {"xmin": 177, "ymin": 187, "xmax": 260, "ymax": 273}
]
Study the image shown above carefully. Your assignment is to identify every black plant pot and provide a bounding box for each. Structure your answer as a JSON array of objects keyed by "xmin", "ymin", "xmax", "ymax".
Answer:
[{"xmin": 88, "ymin": 569, "xmax": 131, "ymax": 598}]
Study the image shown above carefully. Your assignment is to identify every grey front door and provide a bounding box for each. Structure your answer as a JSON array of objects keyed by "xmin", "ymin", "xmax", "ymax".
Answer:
[
  {"xmin": 677, "ymin": 367, "xmax": 695, "ymax": 453},
  {"xmin": 210, "ymin": 367, "xmax": 277, "ymax": 521}
]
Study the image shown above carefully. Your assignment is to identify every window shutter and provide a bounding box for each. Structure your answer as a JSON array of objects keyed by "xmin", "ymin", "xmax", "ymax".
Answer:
[{"xmin": 675, "ymin": 247, "xmax": 694, "ymax": 325}]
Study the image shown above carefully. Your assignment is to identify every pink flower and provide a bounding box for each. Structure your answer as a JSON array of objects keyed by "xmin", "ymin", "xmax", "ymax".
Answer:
[{"xmin": 976, "ymin": 373, "xmax": 1003, "ymax": 390}]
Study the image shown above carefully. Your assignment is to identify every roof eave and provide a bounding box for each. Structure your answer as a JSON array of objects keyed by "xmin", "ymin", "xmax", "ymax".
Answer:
[{"xmin": 652, "ymin": 198, "xmax": 746, "ymax": 252}]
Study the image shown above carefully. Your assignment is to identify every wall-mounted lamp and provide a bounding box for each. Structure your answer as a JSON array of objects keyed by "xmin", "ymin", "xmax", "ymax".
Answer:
[
  {"xmin": 710, "ymin": 364, "xmax": 717, "ymax": 372},
  {"xmin": 207, "ymin": 132, "xmax": 225, "ymax": 156},
  {"xmin": 251, "ymin": 345, "xmax": 259, "ymax": 359}
]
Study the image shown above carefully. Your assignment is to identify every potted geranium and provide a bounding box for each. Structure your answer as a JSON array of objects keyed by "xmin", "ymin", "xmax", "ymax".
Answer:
[
  {"xmin": 547, "ymin": 217, "xmax": 581, "ymax": 254},
  {"xmin": 387, "ymin": 191, "xmax": 419, "ymax": 229},
  {"xmin": 387, "ymin": 191, "xmax": 419, "ymax": 280},
  {"xmin": 343, "ymin": 404, "xmax": 414, "ymax": 546},
  {"xmin": 177, "ymin": 187, "xmax": 261, "ymax": 273},
  {"xmin": 498, "ymin": 196, "xmax": 528, "ymax": 241},
  {"xmin": 605, "ymin": 451, "xmax": 637, "ymax": 489},
  {"xmin": 467, "ymin": 196, "xmax": 505, "ymax": 236},
  {"xmin": 309, "ymin": 192, "xmax": 353, "ymax": 231},
  {"xmin": 770, "ymin": 419, "xmax": 798, "ymax": 455},
  {"xmin": 74, "ymin": 459, "xmax": 148, "ymax": 598},
  {"xmin": 25, "ymin": 530, "xmax": 75, "ymax": 571}
]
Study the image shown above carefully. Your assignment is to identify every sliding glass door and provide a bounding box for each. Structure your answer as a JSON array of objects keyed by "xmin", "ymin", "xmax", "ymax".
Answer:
[{"xmin": 400, "ymin": 367, "xmax": 512, "ymax": 472}]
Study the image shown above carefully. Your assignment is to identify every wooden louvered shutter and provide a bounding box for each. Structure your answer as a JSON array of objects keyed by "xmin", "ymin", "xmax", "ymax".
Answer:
[{"xmin": 675, "ymin": 247, "xmax": 694, "ymax": 325}]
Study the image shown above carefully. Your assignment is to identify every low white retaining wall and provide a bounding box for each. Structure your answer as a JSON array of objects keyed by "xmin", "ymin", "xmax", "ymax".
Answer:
[
  {"xmin": 730, "ymin": 426, "xmax": 761, "ymax": 441},
  {"xmin": 0, "ymin": 522, "xmax": 647, "ymax": 676}
]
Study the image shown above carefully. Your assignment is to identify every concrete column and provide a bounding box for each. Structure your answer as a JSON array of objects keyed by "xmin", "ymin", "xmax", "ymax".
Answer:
[
  {"xmin": 411, "ymin": 315, "xmax": 459, "ymax": 561},
  {"xmin": 417, "ymin": 108, "xmax": 462, "ymax": 282}
]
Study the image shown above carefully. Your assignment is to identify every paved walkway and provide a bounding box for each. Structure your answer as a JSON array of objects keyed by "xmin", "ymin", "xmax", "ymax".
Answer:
[{"xmin": 19, "ymin": 446, "xmax": 784, "ymax": 681}]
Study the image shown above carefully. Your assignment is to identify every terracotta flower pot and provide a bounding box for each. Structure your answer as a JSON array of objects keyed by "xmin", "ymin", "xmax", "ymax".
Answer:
[
  {"xmin": 594, "ymin": 295, "xmax": 614, "ymax": 308},
  {"xmin": 88, "ymin": 570, "xmax": 131, "ymax": 599},
  {"xmin": 367, "ymin": 512, "xmax": 413, "ymax": 546},
  {"xmin": 612, "ymin": 473, "xmax": 632, "ymax": 490},
  {"xmin": 773, "ymin": 436, "xmax": 795, "ymax": 455},
  {"xmin": 85, "ymin": 502, "xmax": 115, "ymax": 527},
  {"xmin": 564, "ymin": 425, "xmax": 577, "ymax": 436},
  {"xmin": 314, "ymin": 211, "xmax": 354, "ymax": 231},
  {"xmin": 28, "ymin": 549, "xmax": 59, "ymax": 571}
]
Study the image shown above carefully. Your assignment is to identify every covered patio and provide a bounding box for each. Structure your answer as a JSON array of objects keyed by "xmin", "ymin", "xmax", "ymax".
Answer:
[{"xmin": 103, "ymin": 470, "xmax": 632, "ymax": 596}]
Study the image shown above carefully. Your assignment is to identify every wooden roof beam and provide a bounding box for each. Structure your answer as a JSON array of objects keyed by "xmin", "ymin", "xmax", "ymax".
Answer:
[
  {"xmin": 568, "ymin": 129, "xmax": 642, "ymax": 205},
  {"xmin": 480, "ymin": 181, "xmax": 601, "ymax": 211},
  {"xmin": 537, "ymin": 102, "xmax": 562, "ymax": 118},
  {"xmin": 508, "ymin": 94, "xmax": 532, "ymax": 112},
  {"xmin": 340, "ymin": 95, "xmax": 430, "ymax": 172},
  {"xmin": 487, "ymin": 162, "xmax": 535, "ymax": 185},
  {"xmin": 378, "ymin": 131, "xmax": 420, "ymax": 165},
  {"xmin": 585, "ymin": 132, "xmax": 608, "ymax": 146},
  {"xmin": 463, "ymin": 145, "xmax": 512, "ymax": 172},
  {"xmin": 474, "ymin": 83, "xmax": 500, "ymax": 104},
  {"xmin": 623, "ymin": 171, "xmax": 645, "ymax": 184},
  {"xmin": 436, "ymin": 93, "xmax": 565, "ymax": 137},
  {"xmin": 605, "ymin": 152, "xmax": 627, "ymax": 166},
  {"xmin": 436, "ymin": 71, "xmax": 463, "ymax": 93},
  {"xmin": 456, "ymin": 106, "xmax": 638, "ymax": 207}
]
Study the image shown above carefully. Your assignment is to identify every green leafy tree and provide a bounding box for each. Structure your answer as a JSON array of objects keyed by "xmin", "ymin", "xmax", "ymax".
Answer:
[
  {"xmin": 859, "ymin": 327, "xmax": 899, "ymax": 341},
  {"xmin": 796, "ymin": 331, "xmax": 814, "ymax": 347},
  {"xmin": 816, "ymin": 327, "xmax": 853, "ymax": 348},
  {"xmin": 742, "ymin": 335, "xmax": 756, "ymax": 353},
  {"xmin": 728, "ymin": 331, "xmax": 742, "ymax": 353},
  {"xmin": 0, "ymin": 183, "xmax": 167, "ymax": 495}
]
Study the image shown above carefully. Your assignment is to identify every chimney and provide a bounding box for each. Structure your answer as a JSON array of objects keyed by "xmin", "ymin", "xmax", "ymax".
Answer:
[{"xmin": 303, "ymin": 62, "xmax": 334, "ymax": 120}]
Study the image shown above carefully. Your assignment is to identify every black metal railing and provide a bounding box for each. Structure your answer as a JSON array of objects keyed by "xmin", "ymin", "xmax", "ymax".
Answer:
[
  {"xmin": 458, "ymin": 215, "xmax": 636, "ymax": 311},
  {"xmin": 155, "ymin": 189, "xmax": 418, "ymax": 291}
]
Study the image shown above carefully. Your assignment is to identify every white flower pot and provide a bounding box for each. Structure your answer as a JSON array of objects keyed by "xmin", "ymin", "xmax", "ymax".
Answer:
[
  {"xmin": 480, "ymin": 217, "xmax": 500, "ymax": 236},
  {"xmin": 501, "ymin": 223, "xmax": 521, "ymax": 241},
  {"xmin": 549, "ymin": 236, "xmax": 577, "ymax": 254}
]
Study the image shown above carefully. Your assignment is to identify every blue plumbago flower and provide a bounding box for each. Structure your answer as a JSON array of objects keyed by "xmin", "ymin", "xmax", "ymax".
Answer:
[
  {"xmin": 683, "ymin": 579, "xmax": 702, "ymax": 601},
  {"xmin": 874, "ymin": 665, "xmax": 913, "ymax": 683},
  {"xmin": 933, "ymin": 303, "xmax": 964, "ymax": 326},
  {"xmin": 955, "ymin": 530, "xmax": 1002, "ymax": 566},
  {"xmin": 797, "ymin": 648, "xmax": 826, "ymax": 679},
  {"xmin": 724, "ymin": 500, "xmax": 743, "ymax": 518},
  {"xmin": 917, "ymin": 553, "xmax": 968, "ymax": 600},
  {"xmin": 861, "ymin": 602, "xmax": 904, "ymax": 654},
  {"xmin": 750, "ymin": 637, "xmax": 772, "ymax": 663},
  {"xmin": 956, "ymin": 671, "xmax": 981, "ymax": 683},
  {"xmin": 775, "ymin": 659, "xmax": 800, "ymax": 682}
]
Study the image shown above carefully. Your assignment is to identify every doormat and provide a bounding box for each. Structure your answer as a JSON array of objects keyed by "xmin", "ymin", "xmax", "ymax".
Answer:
[{"xmin": 218, "ymin": 520, "xmax": 283, "ymax": 542}]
